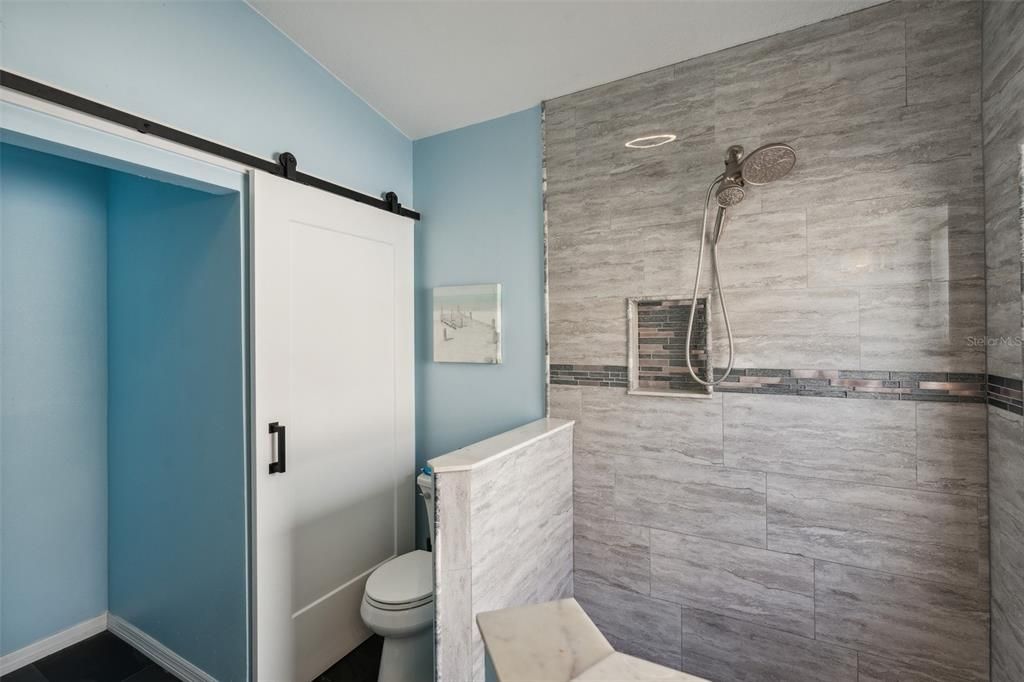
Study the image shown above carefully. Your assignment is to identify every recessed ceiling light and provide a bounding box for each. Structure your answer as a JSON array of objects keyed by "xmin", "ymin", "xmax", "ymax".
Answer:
[{"xmin": 625, "ymin": 134, "xmax": 677, "ymax": 149}]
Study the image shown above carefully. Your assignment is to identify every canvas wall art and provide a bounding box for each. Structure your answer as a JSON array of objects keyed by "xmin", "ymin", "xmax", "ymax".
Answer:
[{"xmin": 433, "ymin": 284, "xmax": 502, "ymax": 364}]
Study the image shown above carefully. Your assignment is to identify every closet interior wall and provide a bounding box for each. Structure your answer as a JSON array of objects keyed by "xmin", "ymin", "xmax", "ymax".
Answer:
[{"xmin": 0, "ymin": 142, "xmax": 248, "ymax": 680}]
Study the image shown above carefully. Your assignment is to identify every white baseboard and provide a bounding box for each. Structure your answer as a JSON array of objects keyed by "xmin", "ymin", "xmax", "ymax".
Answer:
[
  {"xmin": 0, "ymin": 613, "xmax": 109, "ymax": 675},
  {"xmin": 107, "ymin": 615, "xmax": 216, "ymax": 682}
]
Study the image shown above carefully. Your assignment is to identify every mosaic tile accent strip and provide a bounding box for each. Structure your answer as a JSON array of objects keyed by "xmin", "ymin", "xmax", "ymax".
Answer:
[
  {"xmin": 988, "ymin": 374, "xmax": 1024, "ymax": 415},
  {"xmin": 550, "ymin": 365, "xmax": 995, "ymax": 403},
  {"xmin": 714, "ymin": 369, "xmax": 987, "ymax": 402},
  {"xmin": 550, "ymin": 364, "xmax": 628, "ymax": 388},
  {"xmin": 634, "ymin": 298, "xmax": 708, "ymax": 394}
]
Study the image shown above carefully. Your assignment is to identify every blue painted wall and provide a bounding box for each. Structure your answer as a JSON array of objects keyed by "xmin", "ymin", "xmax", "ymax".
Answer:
[
  {"xmin": 107, "ymin": 173, "xmax": 246, "ymax": 681},
  {"xmin": 0, "ymin": 144, "xmax": 109, "ymax": 655},
  {"xmin": 0, "ymin": 0, "xmax": 412, "ymax": 203},
  {"xmin": 412, "ymin": 107, "xmax": 546, "ymax": 544}
]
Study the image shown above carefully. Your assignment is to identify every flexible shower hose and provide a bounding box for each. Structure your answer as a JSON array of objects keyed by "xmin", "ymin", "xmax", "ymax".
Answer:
[{"xmin": 684, "ymin": 173, "xmax": 735, "ymax": 387}]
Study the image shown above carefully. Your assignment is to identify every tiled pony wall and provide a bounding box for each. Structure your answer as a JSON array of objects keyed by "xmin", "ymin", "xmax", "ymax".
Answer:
[
  {"xmin": 546, "ymin": 1, "xmax": 1022, "ymax": 680},
  {"xmin": 983, "ymin": 1, "xmax": 1024, "ymax": 680}
]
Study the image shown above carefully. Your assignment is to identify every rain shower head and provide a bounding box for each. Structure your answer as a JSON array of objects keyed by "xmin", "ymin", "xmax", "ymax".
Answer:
[{"xmin": 740, "ymin": 143, "xmax": 797, "ymax": 185}]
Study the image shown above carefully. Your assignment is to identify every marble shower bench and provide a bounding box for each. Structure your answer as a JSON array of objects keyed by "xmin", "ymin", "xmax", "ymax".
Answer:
[{"xmin": 478, "ymin": 599, "xmax": 707, "ymax": 682}]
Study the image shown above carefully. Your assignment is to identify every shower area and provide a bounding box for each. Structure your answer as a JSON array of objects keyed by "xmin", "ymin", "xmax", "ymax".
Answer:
[{"xmin": 545, "ymin": 1, "xmax": 1023, "ymax": 680}]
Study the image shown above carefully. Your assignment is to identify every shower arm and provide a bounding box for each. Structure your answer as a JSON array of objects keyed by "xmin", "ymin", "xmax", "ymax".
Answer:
[{"xmin": 684, "ymin": 174, "xmax": 736, "ymax": 387}]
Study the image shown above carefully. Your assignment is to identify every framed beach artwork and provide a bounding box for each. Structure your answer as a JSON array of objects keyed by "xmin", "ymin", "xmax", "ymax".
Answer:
[{"xmin": 433, "ymin": 284, "xmax": 502, "ymax": 364}]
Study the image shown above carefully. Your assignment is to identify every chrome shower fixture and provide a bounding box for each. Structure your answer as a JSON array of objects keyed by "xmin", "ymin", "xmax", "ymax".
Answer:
[
  {"xmin": 714, "ymin": 143, "xmax": 796, "ymax": 207},
  {"xmin": 685, "ymin": 143, "xmax": 797, "ymax": 387},
  {"xmin": 741, "ymin": 143, "xmax": 798, "ymax": 185}
]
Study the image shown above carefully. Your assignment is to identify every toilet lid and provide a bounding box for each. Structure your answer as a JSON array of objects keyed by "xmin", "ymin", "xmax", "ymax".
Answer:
[{"xmin": 365, "ymin": 550, "xmax": 433, "ymax": 605}]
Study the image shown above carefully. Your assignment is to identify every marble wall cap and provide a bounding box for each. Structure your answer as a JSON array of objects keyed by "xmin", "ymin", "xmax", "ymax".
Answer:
[
  {"xmin": 476, "ymin": 599, "xmax": 613, "ymax": 682},
  {"xmin": 428, "ymin": 417, "xmax": 574, "ymax": 472}
]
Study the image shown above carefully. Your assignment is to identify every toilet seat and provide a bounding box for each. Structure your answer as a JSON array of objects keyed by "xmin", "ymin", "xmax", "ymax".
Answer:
[
  {"xmin": 365, "ymin": 550, "xmax": 433, "ymax": 609},
  {"xmin": 365, "ymin": 593, "xmax": 433, "ymax": 612}
]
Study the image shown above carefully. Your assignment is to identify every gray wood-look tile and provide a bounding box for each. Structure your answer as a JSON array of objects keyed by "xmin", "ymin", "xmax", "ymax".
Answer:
[
  {"xmin": 716, "ymin": 210, "xmax": 808, "ymax": 290},
  {"xmin": 515, "ymin": 429, "xmax": 575, "ymax": 537},
  {"xmin": 713, "ymin": 16, "xmax": 904, "ymax": 147},
  {"xmin": 548, "ymin": 225, "xmax": 644, "ymax": 302},
  {"xmin": 548, "ymin": 385, "xmax": 582, "ymax": 421},
  {"xmin": 607, "ymin": 152, "xmax": 686, "ymax": 232},
  {"xmin": 989, "ymin": 408, "xmax": 1024, "ymax": 681},
  {"xmin": 767, "ymin": 474, "xmax": 979, "ymax": 586},
  {"xmin": 763, "ymin": 94, "xmax": 980, "ymax": 216},
  {"xmin": 574, "ymin": 515, "xmax": 650, "ymax": 595},
  {"xmin": 982, "ymin": 77, "xmax": 1021, "ymax": 395},
  {"xmin": 978, "ymin": 493, "xmax": 990, "ymax": 591},
  {"xmin": 578, "ymin": 386, "xmax": 723, "ymax": 466},
  {"xmin": 857, "ymin": 652, "xmax": 977, "ymax": 682},
  {"xmin": 575, "ymin": 576, "xmax": 682, "ymax": 670},
  {"xmin": 435, "ymin": 567, "xmax": 473, "ymax": 682},
  {"xmin": 906, "ymin": 0, "xmax": 981, "ymax": 107},
  {"xmin": 543, "ymin": 103, "xmax": 575, "ymax": 168},
  {"xmin": 915, "ymin": 402, "xmax": 988, "ymax": 495},
  {"xmin": 460, "ymin": 425, "xmax": 574, "ymax": 682},
  {"xmin": 992, "ymin": 597, "xmax": 1024, "ymax": 682},
  {"xmin": 678, "ymin": 607, "xmax": 857, "ymax": 682},
  {"xmin": 614, "ymin": 454, "xmax": 766, "ymax": 548},
  {"xmin": 435, "ymin": 471, "xmax": 472, "ymax": 571},
  {"xmin": 640, "ymin": 220, "xmax": 706, "ymax": 299},
  {"xmin": 814, "ymin": 562, "xmax": 989, "ymax": 681},
  {"xmin": 985, "ymin": 266, "xmax": 1024, "ymax": 380},
  {"xmin": 544, "ymin": 1, "xmax": 994, "ymax": 677},
  {"xmin": 860, "ymin": 279, "xmax": 987, "ymax": 373},
  {"xmin": 807, "ymin": 193, "xmax": 984, "ymax": 288},
  {"xmin": 574, "ymin": 446, "xmax": 615, "ymax": 522},
  {"xmin": 709, "ymin": 287, "xmax": 860, "ymax": 369},
  {"xmin": 723, "ymin": 393, "xmax": 917, "ymax": 486},
  {"xmin": 650, "ymin": 529, "xmax": 814, "ymax": 637},
  {"xmin": 548, "ymin": 296, "xmax": 627, "ymax": 366},
  {"xmin": 469, "ymin": 449, "xmax": 520, "ymax": 571},
  {"xmin": 982, "ymin": 0, "xmax": 1024, "ymax": 100}
]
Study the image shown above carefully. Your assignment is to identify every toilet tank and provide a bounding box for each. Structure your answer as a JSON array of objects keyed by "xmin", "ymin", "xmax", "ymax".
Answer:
[{"xmin": 417, "ymin": 471, "xmax": 435, "ymax": 549}]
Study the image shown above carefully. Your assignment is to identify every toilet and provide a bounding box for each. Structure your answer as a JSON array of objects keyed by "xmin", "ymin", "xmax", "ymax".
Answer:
[{"xmin": 361, "ymin": 471, "xmax": 435, "ymax": 682}]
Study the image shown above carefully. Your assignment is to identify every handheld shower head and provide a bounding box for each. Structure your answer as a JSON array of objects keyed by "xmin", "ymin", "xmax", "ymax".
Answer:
[
  {"xmin": 740, "ymin": 143, "xmax": 797, "ymax": 185},
  {"xmin": 686, "ymin": 141, "xmax": 797, "ymax": 389},
  {"xmin": 715, "ymin": 177, "xmax": 745, "ymax": 207}
]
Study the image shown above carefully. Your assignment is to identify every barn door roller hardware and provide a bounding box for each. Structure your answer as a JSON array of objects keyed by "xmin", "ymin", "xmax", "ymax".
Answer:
[{"xmin": 1, "ymin": 70, "xmax": 420, "ymax": 221}]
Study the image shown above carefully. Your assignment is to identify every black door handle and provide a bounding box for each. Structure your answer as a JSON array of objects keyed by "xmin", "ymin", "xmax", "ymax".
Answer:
[{"xmin": 269, "ymin": 422, "xmax": 286, "ymax": 474}]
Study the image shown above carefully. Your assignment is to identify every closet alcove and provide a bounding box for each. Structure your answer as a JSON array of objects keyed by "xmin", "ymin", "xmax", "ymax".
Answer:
[{"xmin": 1, "ymin": 140, "xmax": 248, "ymax": 681}]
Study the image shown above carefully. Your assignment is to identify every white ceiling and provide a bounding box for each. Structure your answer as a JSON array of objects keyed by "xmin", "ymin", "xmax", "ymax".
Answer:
[{"xmin": 249, "ymin": 0, "xmax": 885, "ymax": 140}]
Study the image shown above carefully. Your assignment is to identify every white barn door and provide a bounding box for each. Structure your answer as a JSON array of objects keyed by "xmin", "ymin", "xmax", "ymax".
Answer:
[{"xmin": 251, "ymin": 170, "xmax": 415, "ymax": 681}]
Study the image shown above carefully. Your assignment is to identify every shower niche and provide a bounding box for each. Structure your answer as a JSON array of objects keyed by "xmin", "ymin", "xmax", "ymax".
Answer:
[{"xmin": 626, "ymin": 295, "xmax": 712, "ymax": 398}]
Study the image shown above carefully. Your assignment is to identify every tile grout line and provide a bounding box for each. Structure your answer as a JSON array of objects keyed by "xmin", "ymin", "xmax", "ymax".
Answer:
[
  {"xmin": 629, "ymin": 518, "xmax": 985, "ymax": 592},
  {"xmin": 610, "ymin": 449, "xmax": 984, "ymax": 500}
]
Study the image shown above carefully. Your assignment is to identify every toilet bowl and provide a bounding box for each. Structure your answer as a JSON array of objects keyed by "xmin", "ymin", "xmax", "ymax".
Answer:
[{"xmin": 360, "ymin": 472, "xmax": 435, "ymax": 682}]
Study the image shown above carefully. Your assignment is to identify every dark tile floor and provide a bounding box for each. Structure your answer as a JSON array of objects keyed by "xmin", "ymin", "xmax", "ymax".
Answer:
[
  {"xmin": 1, "ymin": 632, "xmax": 177, "ymax": 682},
  {"xmin": 5, "ymin": 631, "xmax": 383, "ymax": 682},
  {"xmin": 314, "ymin": 635, "xmax": 383, "ymax": 682}
]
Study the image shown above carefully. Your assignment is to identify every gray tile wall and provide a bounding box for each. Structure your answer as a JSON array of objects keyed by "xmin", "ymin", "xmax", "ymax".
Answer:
[
  {"xmin": 545, "ymin": 1, "xmax": 995, "ymax": 679},
  {"xmin": 432, "ymin": 425, "xmax": 574, "ymax": 682},
  {"xmin": 555, "ymin": 386, "xmax": 991, "ymax": 681},
  {"xmin": 982, "ymin": 0, "xmax": 1024, "ymax": 679},
  {"xmin": 546, "ymin": 1, "xmax": 986, "ymax": 375}
]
